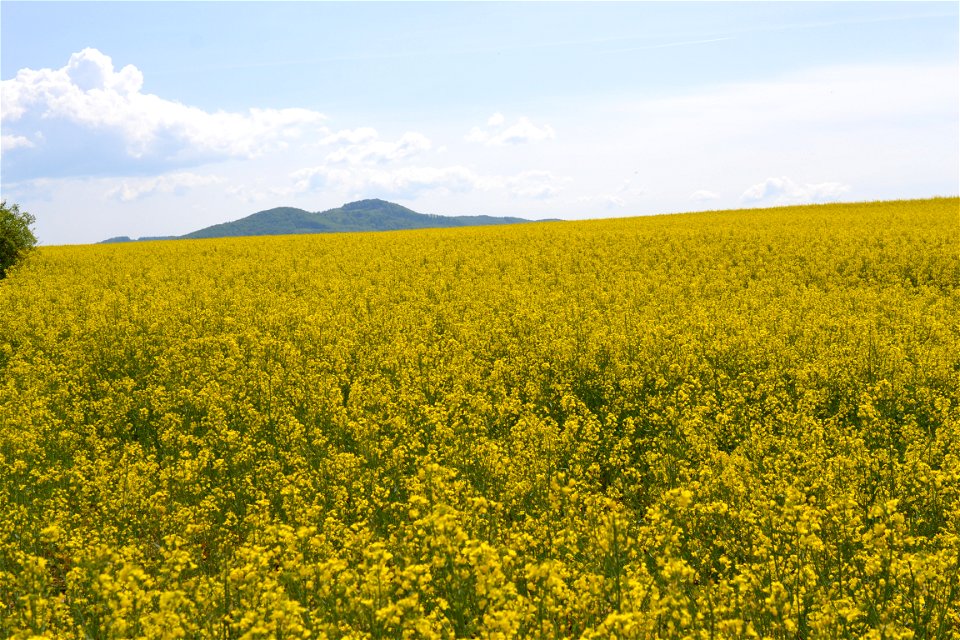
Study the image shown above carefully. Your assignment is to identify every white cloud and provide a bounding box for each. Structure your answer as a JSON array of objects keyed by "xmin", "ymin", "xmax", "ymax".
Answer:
[
  {"xmin": 1, "ymin": 48, "xmax": 328, "ymax": 174},
  {"xmin": 64, "ymin": 47, "xmax": 143, "ymax": 94},
  {"xmin": 465, "ymin": 127, "xmax": 491, "ymax": 144},
  {"xmin": 498, "ymin": 119, "xmax": 556, "ymax": 145},
  {"xmin": 318, "ymin": 127, "xmax": 378, "ymax": 146},
  {"xmin": 690, "ymin": 189, "xmax": 721, "ymax": 202},
  {"xmin": 293, "ymin": 118, "xmax": 565, "ymax": 199},
  {"xmin": 291, "ymin": 164, "xmax": 484, "ymax": 197},
  {"xmin": 579, "ymin": 194, "xmax": 627, "ymax": 210},
  {"xmin": 225, "ymin": 183, "xmax": 291, "ymax": 204},
  {"xmin": 741, "ymin": 176, "xmax": 850, "ymax": 205},
  {"xmin": 290, "ymin": 163, "xmax": 568, "ymax": 200},
  {"xmin": 106, "ymin": 172, "xmax": 225, "ymax": 202},
  {"xmin": 323, "ymin": 130, "xmax": 432, "ymax": 165},
  {"xmin": 505, "ymin": 170, "xmax": 569, "ymax": 199},
  {"xmin": 580, "ymin": 175, "xmax": 645, "ymax": 209},
  {"xmin": 466, "ymin": 114, "xmax": 556, "ymax": 146},
  {"xmin": 1, "ymin": 134, "xmax": 34, "ymax": 151},
  {"xmin": 616, "ymin": 176, "xmax": 645, "ymax": 197}
]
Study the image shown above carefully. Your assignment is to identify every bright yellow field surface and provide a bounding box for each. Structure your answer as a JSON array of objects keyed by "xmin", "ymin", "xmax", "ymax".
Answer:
[{"xmin": 1, "ymin": 198, "xmax": 958, "ymax": 638}]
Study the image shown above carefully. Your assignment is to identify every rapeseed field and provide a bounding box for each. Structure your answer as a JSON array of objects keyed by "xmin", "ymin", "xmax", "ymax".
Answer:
[{"xmin": 1, "ymin": 198, "xmax": 958, "ymax": 638}]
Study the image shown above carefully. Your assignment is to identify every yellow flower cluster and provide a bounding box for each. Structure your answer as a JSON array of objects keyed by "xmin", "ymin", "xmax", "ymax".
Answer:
[{"xmin": 1, "ymin": 198, "xmax": 958, "ymax": 638}]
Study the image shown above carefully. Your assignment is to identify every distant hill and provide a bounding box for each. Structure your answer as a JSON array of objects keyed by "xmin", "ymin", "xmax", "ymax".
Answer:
[
  {"xmin": 101, "ymin": 235, "xmax": 178, "ymax": 243},
  {"xmin": 102, "ymin": 199, "xmax": 552, "ymax": 243}
]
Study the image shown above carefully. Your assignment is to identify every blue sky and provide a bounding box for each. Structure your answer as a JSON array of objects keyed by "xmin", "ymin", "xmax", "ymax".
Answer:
[{"xmin": 2, "ymin": 1, "xmax": 957, "ymax": 245}]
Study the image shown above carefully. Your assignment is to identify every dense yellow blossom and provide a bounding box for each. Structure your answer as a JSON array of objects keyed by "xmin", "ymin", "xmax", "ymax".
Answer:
[{"xmin": 1, "ymin": 198, "xmax": 958, "ymax": 637}]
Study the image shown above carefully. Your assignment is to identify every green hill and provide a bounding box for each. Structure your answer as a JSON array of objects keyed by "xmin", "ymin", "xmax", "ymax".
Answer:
[{"xmin": 100, "ymin": 199, "xmax": 549, "ymax": 242}]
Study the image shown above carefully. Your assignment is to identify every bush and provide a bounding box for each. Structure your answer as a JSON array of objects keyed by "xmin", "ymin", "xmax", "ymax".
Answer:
[{"xmin": 0, "ymin": 200, "xmax": 37, "ymax": 278}]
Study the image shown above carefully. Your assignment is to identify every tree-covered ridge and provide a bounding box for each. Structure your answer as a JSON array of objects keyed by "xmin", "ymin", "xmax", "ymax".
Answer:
[{"xmin": 103, "ymin": 199, "xmax": 548, "ymax": 242}]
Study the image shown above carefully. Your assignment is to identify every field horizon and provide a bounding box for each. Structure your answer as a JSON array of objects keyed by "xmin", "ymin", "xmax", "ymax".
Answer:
[{"xmin": 63, "ymin": 195, "xmax": 960, "ymax": 249}]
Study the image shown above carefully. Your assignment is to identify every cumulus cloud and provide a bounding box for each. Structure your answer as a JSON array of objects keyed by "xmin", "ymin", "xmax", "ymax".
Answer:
[
  {"xmin": 690, "ymin": 189, "xmax": 721, "ymax": 202},
  {"xmin": 466, "ymin": 114, "xmax": 556, "ymax": 146},
  {"xmin": 741, "ymin": 177, "xmax": 850, "ymax": 205},
  {"xmin": 105, "ymin": 172, "xmax": 225, "ymax": 202},
  {"xmin": 1, "ymin": 48, "xmax": 328, "ymax": 177}
]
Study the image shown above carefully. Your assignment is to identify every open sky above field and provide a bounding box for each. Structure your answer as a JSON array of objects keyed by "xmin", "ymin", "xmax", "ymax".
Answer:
[{"xmin": 2, "ymin": 1, "xmax": 958, "ymax": 245}]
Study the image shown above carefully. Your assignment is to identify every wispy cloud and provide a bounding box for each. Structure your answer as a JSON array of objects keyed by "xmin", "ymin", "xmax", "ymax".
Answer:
[
  {"xmin": 741, "ymin": 176, "xmax": 850, "ymax": 205},
  {"xmin": 290, "ymin": 164, "xmax": 569, "ymax": 201},
  {"xmin": 1, "ymin": 134, "xmax": 35, "ymax": 151},
  {"xmin": 323, "ymin": 131, "xmax": 432, "ymax": 165},
  {"xmin": 106, "ymin": 172, "xmax": 225, "ymax": 202},
  {"xmin": 582, "ymin": 174, "xmax": 646, "ymax": 209},
  {"xmin": 690, "ymin": 189, "xmax": 721, "ymax": 202},
  {"xmin": 603, "ymin": 37, "xmax": 734, "ymax": 54},
  {"xmin": 466, "ymin": 114, "xmax": 556, "ymax": 146}
]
